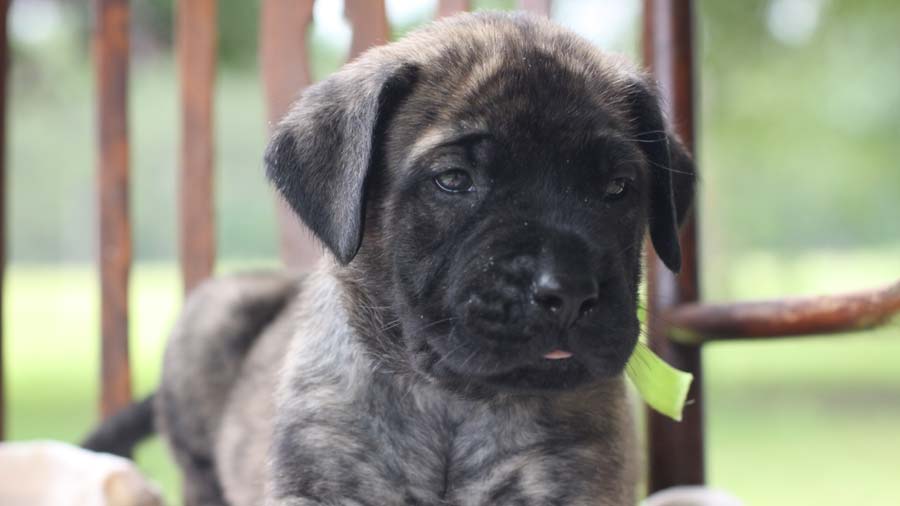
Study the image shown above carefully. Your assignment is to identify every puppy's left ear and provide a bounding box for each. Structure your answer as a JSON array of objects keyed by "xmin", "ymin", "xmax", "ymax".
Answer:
[
  {"xmin": 624, "ymin": 78, "xmax": 696, "ymax": 273},
  {"xmin": 265, "ymin": 59, "xmax": 419, "ymax": 264}
]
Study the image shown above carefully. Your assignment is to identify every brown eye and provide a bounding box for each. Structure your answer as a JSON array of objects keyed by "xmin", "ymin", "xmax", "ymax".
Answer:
[
  {"xmin": 603, "ymin": 177, "xmax": 630, "ymax": 200},
  {"xmin": 434, "ymin": 169, "xmax": 474, "ymax": 193}
]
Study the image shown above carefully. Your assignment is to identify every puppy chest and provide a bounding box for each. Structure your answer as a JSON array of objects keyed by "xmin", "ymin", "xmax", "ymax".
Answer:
[
  {"xmin": 329, "ymin": 409, "xmax": 594, "ymax": 505},
  {"xmin": 274, "ymin": 353, "xmax": 628, "ymax": 504},
  {"xmin": 382, "ymin": 434, "xmax": 597, "ymax": 505}
]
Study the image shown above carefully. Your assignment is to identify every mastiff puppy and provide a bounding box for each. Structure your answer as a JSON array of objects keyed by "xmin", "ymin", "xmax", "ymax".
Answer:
[{"xmin": 86, "ymin": 11, "xmax": 695, "ymax": 506}]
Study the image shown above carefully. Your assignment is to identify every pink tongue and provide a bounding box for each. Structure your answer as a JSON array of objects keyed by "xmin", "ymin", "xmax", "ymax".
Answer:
[{"xmin": 543, "ymin": 350, "xmax": 573, "ymax": 360}]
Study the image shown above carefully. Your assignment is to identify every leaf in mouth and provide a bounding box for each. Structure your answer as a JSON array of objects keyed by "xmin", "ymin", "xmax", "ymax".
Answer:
[{"xmin": 625, "ymin": 342, "xmax": 693, "ymax": 422}]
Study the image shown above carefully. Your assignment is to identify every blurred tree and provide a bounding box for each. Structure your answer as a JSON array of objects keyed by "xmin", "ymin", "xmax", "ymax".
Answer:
[
  {"xmin": 6, "ymin": 0, "xmax": 899, "ymax": 263},
  {"xmin": 696, "ymin": 0, "xmax": 900, "ymax": 260}
]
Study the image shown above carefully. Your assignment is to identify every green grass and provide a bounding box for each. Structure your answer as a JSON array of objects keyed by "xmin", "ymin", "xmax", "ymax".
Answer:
[{"xmin": 4, "ymin": 251, "xmax": 900, "ymax": 505}]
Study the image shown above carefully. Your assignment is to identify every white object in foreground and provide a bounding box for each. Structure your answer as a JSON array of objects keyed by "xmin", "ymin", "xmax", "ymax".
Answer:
[
  {"xmin": 0, "ymin": 440, "xmax": 164, "ymax": 506},
  {"xmin": 644, "ymin": 486, "xmax": 743, "ymax": 506}
]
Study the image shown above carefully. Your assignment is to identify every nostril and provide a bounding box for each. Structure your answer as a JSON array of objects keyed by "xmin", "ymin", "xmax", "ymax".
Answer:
[
  {"xmin": 578, "ymin": 297, "xmax": 598, "ymax": 316},
  {"xmin": 532, "ymin": 270, "xmax": 600, "ymax": 327},
  {"xmin": 534, "ymin": 292, "xmax": 565, "ymax": 313},
  {"xmin": 532, "ymin": 272, "xmax": 566, "ymax": 313}
]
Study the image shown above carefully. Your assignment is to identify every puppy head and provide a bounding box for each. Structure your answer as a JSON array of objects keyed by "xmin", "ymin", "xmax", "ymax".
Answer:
[{"xmin": 266, "ymin": 12, "xmax": 695, "ymax": 393}]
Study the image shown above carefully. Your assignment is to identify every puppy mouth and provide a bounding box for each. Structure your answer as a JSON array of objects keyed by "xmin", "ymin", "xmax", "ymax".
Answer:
[
  {"xmin": 477, "ymin": 356, "xmax": 593, "ymax": 391},
  {"xmin": 417, "ymin": 318, "xmax": 636, "ymax": 391},
  {"xmin": 543, "ymin": 349, "xmax": 573, "ymax": 360},
  {"xmin": 421, "ymin": 336, "xmax": 629, "ymax": 392}
]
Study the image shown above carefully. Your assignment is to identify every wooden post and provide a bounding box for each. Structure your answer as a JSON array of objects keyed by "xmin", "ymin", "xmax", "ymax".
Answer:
[
  {"xmin": 263, "ymin": 0, "xmax": 391, "ymax": 268},
  {"xmin": 0, "ymin": 0, "xmax": 9, "ymax": 440},
  {"xmin": 437, "ymin": 0, "xmax": 470, "ymax": 18},
  {"xmin": 345, "ymin": 0, "xmax": 390, "ymax": 60},
  {"xmin": 259, "ymin": 0, "xmax": 320, "ymax": 269},
  {"xmin": 518, "ymin": 0, "xmax": 552, "ymax": 17},
  {"xmin": 93, "ymin": 0, "xmax": 133, "ymax": 418},
  {"xmin": 177, "ymin": 0, "xmax": 217, "ymax": 293},
  {"xmin": 643, "ymin": 0, "xmax": 704, "ymax": 492}
]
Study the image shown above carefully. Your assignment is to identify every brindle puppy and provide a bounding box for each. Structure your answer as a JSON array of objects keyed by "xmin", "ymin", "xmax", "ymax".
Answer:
[{"xmin": 86, "ymin": 11, "xmax": 695, "ymax": 506}]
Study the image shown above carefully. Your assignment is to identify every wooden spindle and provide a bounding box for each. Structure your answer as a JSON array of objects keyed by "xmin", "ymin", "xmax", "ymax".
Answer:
[
  {"xmin": 178, "ymin": 0, "xmax": 217, "ymax": 292},
  {"xmin": 345, "ymin": 0, "xmax": 391, "ymax": 60},
  {"xmin": 643, "ymin": 0, "xmax": 704, "ymax": 492},
  {"xmin": 93, "ymin": 0, "xmax": 132, "ymax": 418},
  {"xmin": 259, "ymin": 0, "xmax": 320, "ymax": 269},
  {"xmin": 518, "ymin": 0, "xmax": 552, "ymax": 17},
  {"xmin": 0, "ymin": 0, "xmax": 9, "ymax": 440},
  {"xmin": 437, "ymin": 0, "xmax": 470, "ymax": 18}
]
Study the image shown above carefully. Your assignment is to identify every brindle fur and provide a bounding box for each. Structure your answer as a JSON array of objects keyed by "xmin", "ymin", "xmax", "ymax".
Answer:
[{"xmin": 154, "ymin": 11, "xmax": 695, "ymax": 506}]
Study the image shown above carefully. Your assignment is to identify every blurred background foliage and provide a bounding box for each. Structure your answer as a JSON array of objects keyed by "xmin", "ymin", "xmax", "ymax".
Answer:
[
  {"xmin": 5, "ymin": 0, "xmax": 899, "ymax": 505},
  {"xmin": 7, "ymin": 0, "xmax": 899, "ymax": 273}
]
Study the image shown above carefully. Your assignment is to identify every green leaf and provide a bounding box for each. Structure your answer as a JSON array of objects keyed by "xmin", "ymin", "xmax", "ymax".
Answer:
[{"xmin": 625, "ymin": 342, "xmax": 693, "ymax": 422}]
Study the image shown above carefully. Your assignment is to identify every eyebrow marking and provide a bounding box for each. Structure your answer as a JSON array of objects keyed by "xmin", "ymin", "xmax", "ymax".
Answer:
[
  {"xmin": 588, "ymin": 130, "xmax": 648, "ymax": 177},
  {"xmin": 406, "ymin": 126, "xmax": 492, "ymax": 167},
  {"xmin": 408, "ymin": 126, "xmax": 453, "ymax": 162}
]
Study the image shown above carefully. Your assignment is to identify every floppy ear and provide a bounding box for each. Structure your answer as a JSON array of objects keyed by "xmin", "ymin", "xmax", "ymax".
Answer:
[
  {"xmin": 265, "ymin": 60, "xmax": 418, "ymax": 264},
  {"xmin": 624, "ymin": 79, "xmax": 696, "ymax": 273}
]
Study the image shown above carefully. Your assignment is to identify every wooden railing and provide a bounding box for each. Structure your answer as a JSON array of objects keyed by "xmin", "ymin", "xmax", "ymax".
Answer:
[
  {"xmin": 0, "ymin": 0, "xmax": 897, "ymax": 496},
  {"xmin": 93, "ymin": 0, "xmax": 133, "ymax": 421}
]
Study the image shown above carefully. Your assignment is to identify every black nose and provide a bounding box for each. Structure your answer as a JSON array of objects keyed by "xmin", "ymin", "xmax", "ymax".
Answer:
[{"xmin": 532, "ymin": 270, "xmax": 599, "ymax": 328}]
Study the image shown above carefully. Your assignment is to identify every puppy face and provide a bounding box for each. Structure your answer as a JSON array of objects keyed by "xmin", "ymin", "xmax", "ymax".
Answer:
[{"xmin": 266, "ymin": 13, "xmax": 695, "ymax": 393}]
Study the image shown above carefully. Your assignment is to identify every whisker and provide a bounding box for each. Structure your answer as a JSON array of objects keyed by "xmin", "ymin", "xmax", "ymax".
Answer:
[
  {"xmin": 379, "ymin": 318, "xmax": 402, "ymax": 332},
  {"xmin": 645, "ymin": 158, "xmax": 695, "ymax": 176},
  {"xmin": 430, "ymin": 340, "xmax": 468, "ymax": 370},
  {"xmin": 416, "ymin": 316, "xmax": 458, "ymax": 332},
  {"xmin": 456, "ymin": 349, "xmax": 480, "ymax": 372}
]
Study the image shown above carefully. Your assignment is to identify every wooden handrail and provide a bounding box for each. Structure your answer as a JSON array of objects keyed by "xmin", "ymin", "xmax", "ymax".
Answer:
[
  {"xmin": 94, "ymin": 0, "xmax": 133, "ymax": 418},
  {"xmin": 177, "ymin": 0, "xmax": 217, "ymax": 293},
  {"xmin": 666, "ymin": 280, "xmax": 900, "ymax": 345}
]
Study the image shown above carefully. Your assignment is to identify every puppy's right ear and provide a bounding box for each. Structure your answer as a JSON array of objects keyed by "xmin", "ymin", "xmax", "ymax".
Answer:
[
  {"xmin": 265, "ymin": 59, "xmax": 418, "ymax": 264},
  {"xmin": 623, "ymin": 77, "xmax": 697, "ymax": 273}
]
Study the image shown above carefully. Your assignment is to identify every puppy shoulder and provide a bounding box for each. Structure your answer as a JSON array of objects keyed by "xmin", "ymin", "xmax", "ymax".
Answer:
[
  {"xmin": 179, "ymin": 271, "xmax": 304, "ymax": 337},
  {"xmin": 159, "ymin": 270, "xmax": 306, "ymax": 431}
]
